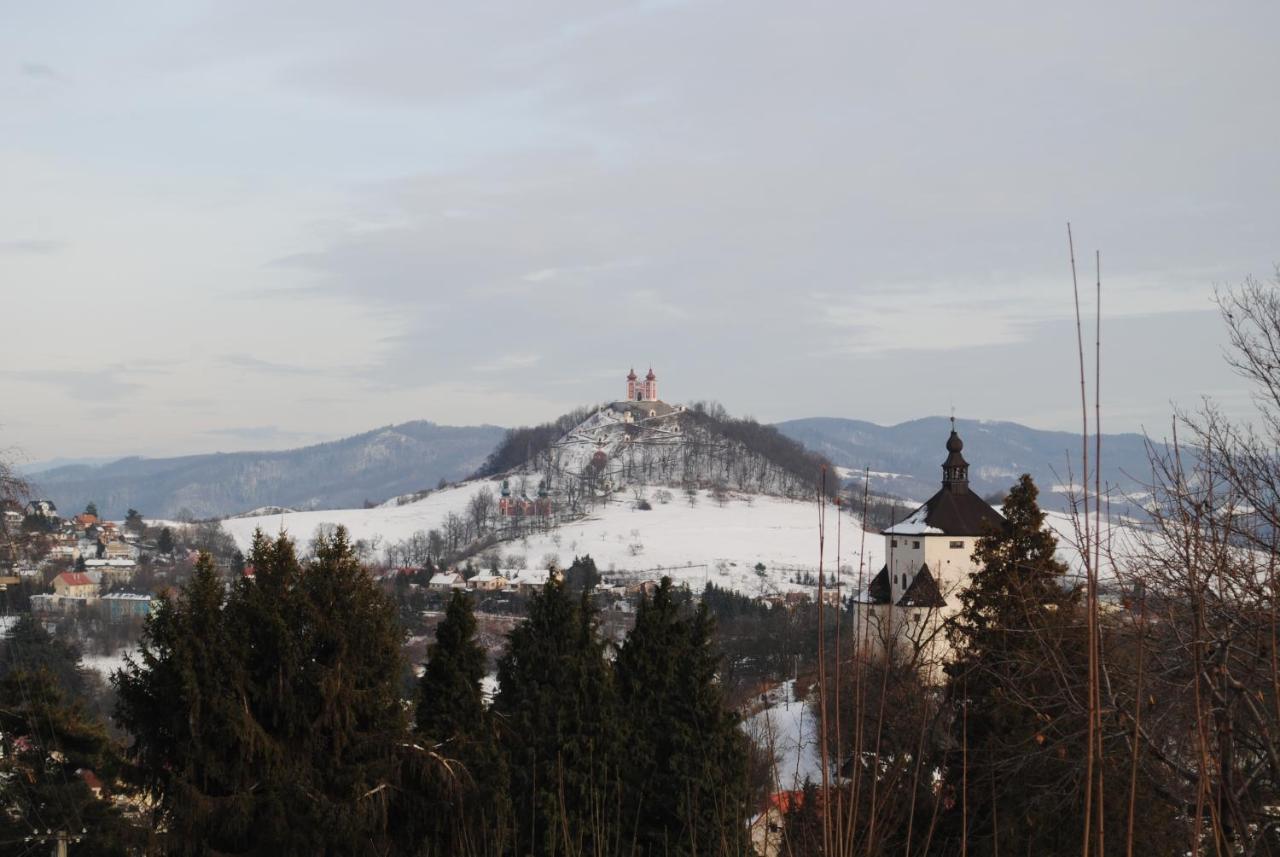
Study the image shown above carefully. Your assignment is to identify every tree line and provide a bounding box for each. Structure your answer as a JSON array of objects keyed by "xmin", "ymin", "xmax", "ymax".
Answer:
[{"xmin": 2, "ymin": 534, "xmax": 752, "ymax": 855}]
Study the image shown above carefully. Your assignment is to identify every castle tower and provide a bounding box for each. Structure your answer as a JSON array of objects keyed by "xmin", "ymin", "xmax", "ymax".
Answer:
[
  {"xmin": 626, "ymin": 368, "xmax": 638, "ymax": 401},
  {"xmin": 644, "ymin": 367, "xmax": 658, "ymax": 401},
  {"xmin": 941, "ymin": 418, "xmax": 969, "ymax": 492}
]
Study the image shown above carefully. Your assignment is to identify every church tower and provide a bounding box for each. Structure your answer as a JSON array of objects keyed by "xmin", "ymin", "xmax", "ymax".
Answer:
[
  {"xmin": 626, "ymin": 368, "xmax": 638, "ymax": 401},
  {"xmin": 643, "ymin": 367, "xmax": 658, "ymax": 401}
]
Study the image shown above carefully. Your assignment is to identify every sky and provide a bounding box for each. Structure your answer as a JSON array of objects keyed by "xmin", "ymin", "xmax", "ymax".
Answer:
[{"xmin": 2, "ymin": 1, "xmax": 1278, "ymax": 462}]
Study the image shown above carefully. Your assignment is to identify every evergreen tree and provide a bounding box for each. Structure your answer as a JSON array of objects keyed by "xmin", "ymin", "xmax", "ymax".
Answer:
[
  {"xmin": 157, "ymin": 526, "xmax": 174, "ymax": 555},
  {"xmin": 410, "ymin": 590, "xmax": 509, "ymax": 855},
  {"xmin": 0, "ymin": 667, "xmax": 141, "ymax": 855},
  {"xmin": 0, "ymin": 613, "xmax": 90, "ymax": 704},
  {"xmin": 116, "ymin": 531, "xmax": 412, "ymax": 856},
  {"xmin": 124, "ymin": 508, "xmax": 145, "ymax": 535},
  {"xmin": 614, "ymin": 577, "xmax": 750, "ymax": 856},
  {"xmin": 85, "ymin": 501, "xmax": 99, "ymax": 518},
  {"xmin": 562, "ymin": 554, "xmax": 600, "ymax": 595},
  {"xmin": 417, "ymin": 591, "xmax": 486, "ymax": 741},
  {"xmin": 934, "ymin": 475, "xmax": 1180, "ymax": 856},
  {"xmin": 495, "ymin": 578, "xmax": 619, "ymax": 857}
]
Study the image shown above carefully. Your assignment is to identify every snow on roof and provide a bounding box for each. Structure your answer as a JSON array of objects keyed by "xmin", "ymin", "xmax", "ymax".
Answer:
[{"xmin": 882, "ymin": 504, "xmax": 943, "ymax": 535}]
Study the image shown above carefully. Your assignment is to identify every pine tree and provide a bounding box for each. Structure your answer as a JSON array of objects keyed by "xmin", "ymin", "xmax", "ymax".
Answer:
[
  {"xmin": 494, "ymin": 578, "xmax": 619, "ymax": 857},
  {"xmin": 935, "ymin": 475, "xmax": 1180, "ymax": 856},
  {"xmin": 410, "ymin": 590, "xmax": 509, "ymax": 854},
  {"xmin": 156, "ymin": 526, "xmax": 174, "ymax": 555},
  {"xmin": 417, "ymin": 591, "xmax": 486, "ymax": 741},
  {"xmin": 114, "ymin": 551, "xmax": 250, "ymax": 853},
  {"xmin": 85, "ymin": 501, "xmax": 98, "ymax": 518},
  {"xmin": 0, "ymin": 612, "xmax": 91, "ymax": 703},
  {"xmin": 116, "ymin": 531, "xmax": 413, "ymax": 856},
  {"xmin": 614, "ymin": 577, "xmax": 750, "ymax": 856},
  {"xmin": 0, "ymin": 666, "xmax": 141, "ymax": 855}
]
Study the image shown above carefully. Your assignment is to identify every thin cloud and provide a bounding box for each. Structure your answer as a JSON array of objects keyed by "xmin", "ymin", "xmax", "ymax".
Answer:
[
  {"xmin": 0, "ymin": 239, "xmax": 65, "ymax": 255},
  {"xmin": 19, "ymin": 61, "xmax": 65, "ymax": 82}
]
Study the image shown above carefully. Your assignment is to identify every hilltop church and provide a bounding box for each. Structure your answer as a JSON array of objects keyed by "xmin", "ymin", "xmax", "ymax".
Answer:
[{"xmin": 854, "ymin": 421, "xmax": 1006, "ymax": 672}]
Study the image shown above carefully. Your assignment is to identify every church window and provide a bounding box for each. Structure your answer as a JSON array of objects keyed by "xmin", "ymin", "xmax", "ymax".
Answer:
[{"xmin": 950, "ymin": 540, "xmax": 964, "ymax": 549}]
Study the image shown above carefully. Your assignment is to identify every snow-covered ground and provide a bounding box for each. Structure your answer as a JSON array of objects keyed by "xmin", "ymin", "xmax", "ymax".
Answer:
[
  {"xmin": 222, "ymin": 480, "xmax": 499, "ymax": 552},
  {"xmin": 744, "ymin": 680, "xmax": 826, "ymax": 791},
  {"xmin": 220, "ymin": 479, "xmax": 1138, "ymax": 597},
  {"xmin": 224, "ymin": 485, "xmax": 884, "ymax": 597},
  {"xmin": 82, "ymin": 649, "xmax": 135, "ymax": 679}
]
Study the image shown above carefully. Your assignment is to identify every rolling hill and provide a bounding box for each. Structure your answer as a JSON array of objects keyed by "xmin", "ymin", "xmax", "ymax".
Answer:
[{"xmin": 27, "ymin": 421, "xmax": 505, "ymax": 520}]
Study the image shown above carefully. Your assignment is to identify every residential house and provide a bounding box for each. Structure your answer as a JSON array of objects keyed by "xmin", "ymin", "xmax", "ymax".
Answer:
[
  {"xmin": 428, "ymin": 571, "xmax": 466, "ymax": 592},
  {"xmin": 52, "ymin": 571, "xmax": 98, "ymax": 599},
  {"xmin": 467, "ymin": 571, "xmax": 509, "ymax": 592}
]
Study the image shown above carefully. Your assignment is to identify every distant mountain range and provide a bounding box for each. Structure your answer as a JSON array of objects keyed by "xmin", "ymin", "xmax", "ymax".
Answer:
[
  {"xmin": 774, "ymin": 416, "xmax": 1158, "ymax": 512},
  {"xmin": 24, "ymin": 414, "xmax": 1160, "ymax": 521},
  {"xmin": 27, "ymin": 422, "xmax": 505, "ymax": 520}
]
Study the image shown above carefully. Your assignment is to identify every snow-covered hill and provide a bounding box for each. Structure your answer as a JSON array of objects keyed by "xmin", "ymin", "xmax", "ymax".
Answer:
[{"xmin": 223, "ymin": 484, "xmax": 884, "ymax": 597}]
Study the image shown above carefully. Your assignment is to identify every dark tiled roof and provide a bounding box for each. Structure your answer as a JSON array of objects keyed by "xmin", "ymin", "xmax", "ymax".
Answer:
[
  {"xmin": 886, "ymin": 486, "xmax": 1005, "ymax": 537},
  {"xmin": 866, "ymin": 565, "xmax": 891, "ymax": 604},
  {"xmin": 897, "ymin": 564, "xmax": 946, "ymax": 608}
]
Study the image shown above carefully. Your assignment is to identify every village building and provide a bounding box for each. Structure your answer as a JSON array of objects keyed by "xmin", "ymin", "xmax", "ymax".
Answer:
[
  {"xmin": 853, "ymin": 421, "xmax": 1005, "ymax": 673},
  {"xmin": 467, "ymin": 571, "xmax": 509, "ymax": 592},
  {"xmin": 53, "ymin": 570, "xmax": 99, "ymax": 599},
  {"xmin": 427, "ymin": 571, "xmax": 466, "ymax": 592},
  {"xmin": 24, "ymin": 499, "xmax": 57, "ymax": 519},
  {"xmin": 498, "ymin": 478, "xmax": 553, "ymax": 517},
  {"xmin": 100, "ymin": 592, "xmax": 153, "ymax": 621}
]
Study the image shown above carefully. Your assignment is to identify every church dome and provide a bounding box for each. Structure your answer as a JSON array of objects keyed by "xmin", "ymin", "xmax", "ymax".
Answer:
[
  {"xmin": 646, "ymin": 367, "xmax": 656, "ymax": 380},
  {"xmin": 946, "ymin": 429, "xmax": 963, "ymax": 453},
  {"xmin": 627, "ymin": 368, "xmax": 637, "ymax": 380}
]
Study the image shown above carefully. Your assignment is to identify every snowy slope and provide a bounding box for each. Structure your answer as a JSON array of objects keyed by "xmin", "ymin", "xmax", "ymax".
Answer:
[
  {"xmin": 221, "ymin": 476, "xmax": 1138, "ymax": 597},
  {"xmin": 223, "ymin": 485, "xmax": 883, "ymax": 597}
]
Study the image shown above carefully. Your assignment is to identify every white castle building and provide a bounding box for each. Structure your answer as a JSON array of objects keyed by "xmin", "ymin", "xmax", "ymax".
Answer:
[{"xmin": 854, "ymin": 421, "xmax": 1006, "ymax": 672}]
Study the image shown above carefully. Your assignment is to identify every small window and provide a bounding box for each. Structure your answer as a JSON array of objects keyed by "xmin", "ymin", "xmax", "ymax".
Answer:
[
  {"xmin": 950, "ymin": 540, "xmax": 964, "ymax": 549},
  {"xmin": 891, "ymin": 538, "xmax": 898, "ymax": 548},
  {"xmin": 913, "ymin": 612, "xmax": 921, "ymax": 622},
  {"xmin": 912, "ymin": 540, "xmax": 921, "ymax": 549}
]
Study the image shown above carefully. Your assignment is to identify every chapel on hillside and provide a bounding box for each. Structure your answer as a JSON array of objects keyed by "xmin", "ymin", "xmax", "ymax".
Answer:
[
  {"xmin": 854, "ymin": 420, "xmax": 1006, "ymax": 671},
  {"xmin": 625, "ymin": 367, "xmax": 659, "ymax": 402}
]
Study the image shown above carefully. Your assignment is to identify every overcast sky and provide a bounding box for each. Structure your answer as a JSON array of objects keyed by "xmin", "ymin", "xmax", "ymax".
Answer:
[{"xmin": 3, "ymin": 1, "xmax": 1278, "ymax": 462}]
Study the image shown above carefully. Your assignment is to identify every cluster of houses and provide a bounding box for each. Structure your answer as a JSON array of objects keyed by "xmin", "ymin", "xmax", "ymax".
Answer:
[{"xmin": 7, "ymin": 499, "xmax": 153, "ymax": 619}]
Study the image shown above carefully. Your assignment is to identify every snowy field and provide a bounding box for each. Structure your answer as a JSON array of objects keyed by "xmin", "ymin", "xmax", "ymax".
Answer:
[
  {"xmin": 219, "ymin": 480, "xmax": 1136, "ymax": 597},
  {"xmin": 224, "ymin": 485, "xmax": 885, "ymax": 597}
]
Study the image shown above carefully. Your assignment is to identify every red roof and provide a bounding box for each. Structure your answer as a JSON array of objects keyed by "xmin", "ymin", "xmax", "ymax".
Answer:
[
  {"xmin": 56, "ymin": 572, "xmax": 94, "ymax": 587},
  {"xmin": 627, "ymin": 367, "xmax": 637, "ymax": 379},
  {"xmin": 768, "ymin": 791, "xmax": 804, "ymax": 813},
  {"xmin": 646, "ymin": 367, "xmax": 656, "ymax": 379}
]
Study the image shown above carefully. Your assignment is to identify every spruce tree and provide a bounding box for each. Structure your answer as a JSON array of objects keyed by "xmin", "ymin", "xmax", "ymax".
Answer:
[
  {"xmin": 416, "ymin": 590, "xmax": 486, "ymax": 741},
  {"xmin": 614, "ymin": 577, "xmax": 750, "ymax": 856},
  {"xmin": 0, "ymin": 666, "xmax": 141, "ymax": 855},
  {"xmin": 116, "ymin": 531, "xmax": 413, "ymax": 856},
  {"xmin": 410, "ymin": 590, "xmax": 508, "ymax": 855},
  {"xmin": 935, "ymin": 475, "xmax": 1180, "ymax": 856},
  {"xmin": 494, "ymin": 578, "xmax": 618, "ymax": 857}
]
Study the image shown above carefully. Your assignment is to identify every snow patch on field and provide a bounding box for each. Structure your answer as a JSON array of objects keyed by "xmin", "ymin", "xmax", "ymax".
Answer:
[{"xmin": 744, "ymin": 681, "xmax": 826, "ymax": 791}]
